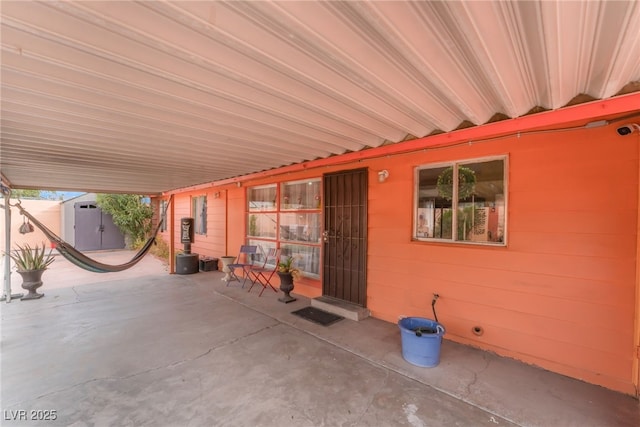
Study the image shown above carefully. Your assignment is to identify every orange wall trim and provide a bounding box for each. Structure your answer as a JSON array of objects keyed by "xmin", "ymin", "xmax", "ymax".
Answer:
[{"xmin": 155, "ymin": 105, "xmax": 640, "ymax": 395}]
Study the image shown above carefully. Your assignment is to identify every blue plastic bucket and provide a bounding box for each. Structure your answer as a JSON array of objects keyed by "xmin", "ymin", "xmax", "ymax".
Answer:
[{"xmin": 398, "ymin": 317, "xmax": 445, "ymax": 367}]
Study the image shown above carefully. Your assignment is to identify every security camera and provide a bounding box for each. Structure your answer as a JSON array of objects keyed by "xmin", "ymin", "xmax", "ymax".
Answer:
[{"xmin": 616, "ymin": 123, "xmax": 640, "ymax": 136}]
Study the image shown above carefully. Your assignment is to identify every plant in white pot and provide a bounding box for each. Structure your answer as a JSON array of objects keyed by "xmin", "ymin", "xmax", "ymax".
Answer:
[{"xmin": 8, "ymin": 243, "xmax": 55, "ymax": 300}]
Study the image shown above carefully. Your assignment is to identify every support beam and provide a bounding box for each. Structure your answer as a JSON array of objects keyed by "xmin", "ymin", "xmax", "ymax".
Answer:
[
  {"xmin": 1, "ymin": 191, "xmax": 23, "ymax": 302},
  {"xmin": 169, "ymin": 194, "xmax": 175, "ymax": 274}
]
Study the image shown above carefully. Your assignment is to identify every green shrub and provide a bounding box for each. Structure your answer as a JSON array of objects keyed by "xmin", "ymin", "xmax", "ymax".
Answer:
[
  {"xmin": 150, "ymin": 235, "xmax": 171, "ymax": 264},
  {"xmin": 96, "ymin": 194, "xmax": 153, "ymax": 244}
]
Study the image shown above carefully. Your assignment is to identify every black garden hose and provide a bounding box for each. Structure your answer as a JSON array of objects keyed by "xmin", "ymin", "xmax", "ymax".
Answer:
[
  {"xmin": 432, "ymin": 293, "xmax": 440, "ymax": 323},
  {"xmin": 413, "ymin": 293, "xmax": 441, "ymax": 337}
]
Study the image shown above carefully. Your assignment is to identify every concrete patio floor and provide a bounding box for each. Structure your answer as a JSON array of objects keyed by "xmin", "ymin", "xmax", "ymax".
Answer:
[{"xmin": 1, "ymin": 251, "xmax": 638, "ymax": 426}]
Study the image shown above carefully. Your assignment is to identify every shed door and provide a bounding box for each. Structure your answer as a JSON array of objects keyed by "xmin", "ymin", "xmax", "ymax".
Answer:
[
  {"xmin": 322, "ymin": 168, "xmax": 367, "ymax": 306},
  {"xmin": 74, "ymin": 202, "xmax": 125, "ymax": 251},
  {"xmin": 100, "ymin": 211, "xmax": 125, "ymax": 249}
]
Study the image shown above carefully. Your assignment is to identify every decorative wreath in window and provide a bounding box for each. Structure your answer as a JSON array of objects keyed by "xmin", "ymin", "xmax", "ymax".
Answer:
[{"xmin": 436, "ymin": 166, "xmax": 477, "ymax": 200}]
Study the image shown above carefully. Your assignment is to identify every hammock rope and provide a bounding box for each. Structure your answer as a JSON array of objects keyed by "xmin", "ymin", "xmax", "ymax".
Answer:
[{"xmin": 11, "ymin": 197, "xmax": 171, "ymax": 273}]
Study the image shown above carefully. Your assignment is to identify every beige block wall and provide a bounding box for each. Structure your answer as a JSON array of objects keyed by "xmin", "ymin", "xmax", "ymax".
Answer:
[{"xmin": 0, "ymin": 199, "xmax": 61, "ymax": 250}]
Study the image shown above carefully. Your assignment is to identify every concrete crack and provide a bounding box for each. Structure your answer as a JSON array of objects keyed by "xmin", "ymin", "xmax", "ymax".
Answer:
[
  {"xmin": 464, "ymin": 370, "xmax": 479, "ymax": 398},
  {"xmin": 8, "ymin": 324, "xmax": 278, "ymax": 409},
  {"xmin": 351, "ymin": 370, "xmax": 391, "ymax": 426},
  {"xmin": 463, "ymin": 353, "xmax": 492, "ymax": 397}
]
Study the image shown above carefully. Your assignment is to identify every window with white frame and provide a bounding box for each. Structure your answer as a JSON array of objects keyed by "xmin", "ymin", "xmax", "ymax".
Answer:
[
  {"xmin": 247, "ymin": 179, "xmax": 322, "ymax": 278},
  {"xmin": 415, "ymin": 157, "xmax": 506, "ymax": 244},
  {"xmin": 192, "ymin": 195, "xmax": 207, "ymax": 235}
]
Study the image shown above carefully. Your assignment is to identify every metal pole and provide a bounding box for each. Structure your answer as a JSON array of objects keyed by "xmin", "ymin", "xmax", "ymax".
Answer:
[
  {"xmin": 3, "ymin": 194, "xmax": 11, "ymax": 302},
  {"xmin": 1, "ymin": 193, "xmax": 23, "ymax": 302}
]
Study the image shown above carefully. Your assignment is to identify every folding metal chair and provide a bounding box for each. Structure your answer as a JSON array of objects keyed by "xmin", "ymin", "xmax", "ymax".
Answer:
[
  {"xmin": 247, "ymin": 248, "xmax": 281, "ymax": 296},
  {"xmin": 226, "ymin": 245, "xmax": 258, "ymax": 287}
]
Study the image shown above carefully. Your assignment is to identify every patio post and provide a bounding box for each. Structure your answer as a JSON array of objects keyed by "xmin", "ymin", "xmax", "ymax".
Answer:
[
  {"xmin": 2, "ymin": 189, "xmax": 11, "ymax": 302},
  {"xmin": 1, "ymin": 189, "xmax": 23, "ymax": 303}
]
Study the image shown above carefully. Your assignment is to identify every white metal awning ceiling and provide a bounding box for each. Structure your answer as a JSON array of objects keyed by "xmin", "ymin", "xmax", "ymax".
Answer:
[{"xmin": 1, "ymin": 0, "xmax": 639, "ymax": 194}]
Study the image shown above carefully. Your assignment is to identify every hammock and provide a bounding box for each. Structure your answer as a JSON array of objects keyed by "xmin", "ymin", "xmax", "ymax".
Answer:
[{"xmin": 11, "ymin": 198, "xmax": 170, "ymax": 273}]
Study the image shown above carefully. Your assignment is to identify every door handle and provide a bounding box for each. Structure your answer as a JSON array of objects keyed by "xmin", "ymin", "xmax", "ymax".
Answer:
[{"xmin": 322, "ymin": 230, "xmax": 329, "ymax": 242}]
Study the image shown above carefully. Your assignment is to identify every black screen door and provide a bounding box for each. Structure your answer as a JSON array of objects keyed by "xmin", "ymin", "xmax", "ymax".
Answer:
[{"xmin": 323, "ymin": 168, "xmax": 367, "ymax": 306}]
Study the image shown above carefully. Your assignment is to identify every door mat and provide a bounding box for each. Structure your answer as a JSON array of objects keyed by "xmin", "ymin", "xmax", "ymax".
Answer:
[{"xmin": 291, "ymin": 306, "xmax": 344, "ymax": 326}]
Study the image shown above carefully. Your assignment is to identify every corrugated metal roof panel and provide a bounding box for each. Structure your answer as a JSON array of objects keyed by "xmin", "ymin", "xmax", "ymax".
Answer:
[{"xmin": 1, "ymin": 0, "xmax": 639, "ymax": 193}]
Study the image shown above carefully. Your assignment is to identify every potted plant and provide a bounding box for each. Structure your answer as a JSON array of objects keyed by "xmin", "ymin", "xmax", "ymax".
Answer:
[
  {"xmin": 276, "ymin": 256, "xmax": 302, "ymax": 303},
  {"xmin": 7, "ymin": 243, "xmax": 55, "ymax": 300}
]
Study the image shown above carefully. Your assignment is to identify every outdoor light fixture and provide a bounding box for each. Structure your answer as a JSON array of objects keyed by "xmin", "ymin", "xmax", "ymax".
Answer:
[
  {"xmin": 584, "ymin": 120, "xmax": 608, "ymax": 128},
  {"xmin": 616, "ymin": 123, "xmax": 640, "ymax": 136},
  {"xmin": 378, "ymin": 170, "xmax": 389, "ymax": 183}
]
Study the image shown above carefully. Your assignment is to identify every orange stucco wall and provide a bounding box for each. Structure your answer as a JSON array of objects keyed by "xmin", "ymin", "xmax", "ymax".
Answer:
[{"xmin": 157, "ymin": 121, "xmax": 639, "ymax": 395}]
